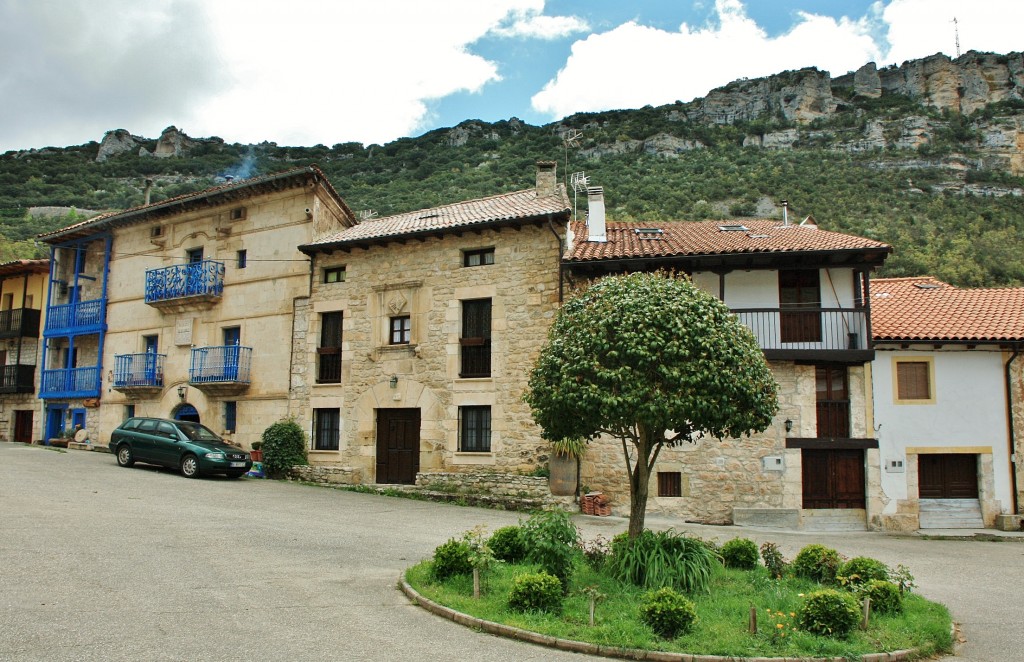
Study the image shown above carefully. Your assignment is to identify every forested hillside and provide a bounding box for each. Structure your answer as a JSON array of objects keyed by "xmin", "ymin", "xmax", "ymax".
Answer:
[{"xmin": 3, "ymin": 51, "xmax": 1024, "ymax": 286}]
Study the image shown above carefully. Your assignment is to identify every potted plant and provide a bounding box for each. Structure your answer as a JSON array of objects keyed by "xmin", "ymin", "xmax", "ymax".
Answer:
[
  {"xmin": 249, "ymin": 441, "xmax": 263, "ymax": 463},
  {"xmin": 548, "ymin": 438, "xmax": 586, "ymax": 497}
]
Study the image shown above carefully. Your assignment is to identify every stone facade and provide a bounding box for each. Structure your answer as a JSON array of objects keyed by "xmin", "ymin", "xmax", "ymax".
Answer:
[{"xmin": 0, "ymin": 264, "xmax": 47, "ymax": 443}]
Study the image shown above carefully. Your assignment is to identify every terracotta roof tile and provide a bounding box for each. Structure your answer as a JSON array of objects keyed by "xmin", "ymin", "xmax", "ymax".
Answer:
[
  {"xmin": 871, "ymin": 276, "xmax": 1024, "ymax": 342},
  {"xmin": 0, "ymin": 259, "xmax": 49, "ymax": 277},
  {"xmin": 565, "ymin": 219, "xmax": 890, "ymax": 261},
  {"xmin": 305, "ymin": 187, "xmax": 570, "ymax": 249}
]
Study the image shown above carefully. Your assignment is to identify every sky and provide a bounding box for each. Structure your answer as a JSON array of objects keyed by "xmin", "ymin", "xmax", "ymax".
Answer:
[{"xmin": 1, "ymin": 0, "xmax": 1021, "ymax": 152}]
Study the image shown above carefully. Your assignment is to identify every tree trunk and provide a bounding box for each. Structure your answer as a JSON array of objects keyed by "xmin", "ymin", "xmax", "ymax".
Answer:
[{"xmin": 627, "ymin": 438, "xmax": 652, "ymax": 538}]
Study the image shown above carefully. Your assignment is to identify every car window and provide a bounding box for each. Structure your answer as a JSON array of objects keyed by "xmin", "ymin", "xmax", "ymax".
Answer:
[
  {"xmin": 121, "ymin": 419, "xmax": 141, "ymax": 431},
  {"xmin": 176, "ymin": 422, "xmax": 221, "ymax": 442},
  {"xmin": 157, "ymin": 422, "xmax": 177, "ymax": 438},
  {"xmin": 138, "ymin": 420, "xmax": 157, "ymax": 432}
]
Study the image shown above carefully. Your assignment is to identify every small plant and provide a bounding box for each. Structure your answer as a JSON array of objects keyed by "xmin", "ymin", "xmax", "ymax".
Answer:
[
  {"xmin": 859, "ymin": 579, "xmax": 903, "ymax": 614},
  {"xmin": 550, "ymin": 437, "xmax": 587, "ymax": 458},
  {"xmin": 260, "ymin": 418, "xmax": 308, "ymax": 478},
  {"xmin": 250, "ymin": 441, "xmax": 262, "ymax": 451},
  {"xmin": 721, "ymin": 537, "xmax": 759, "ymax": 570},
  {"xmin": 891, "ymin": 563, "xmax": 917, "ymax": 594},
  {"xmin": 764, "ymin": 608, "xmax": 798, "ymax": 642},
  {"xmin": 431, "ymin": 537, "xmax": 473, "ymax": 581},
  {"xmin": 508, "ymin": 572, "xmax": 563, "ymax": 614},
  {"xmin": 838, "ymin": 556, "xmax": 889, "ymax": 588},
  {"xmin": 465, "ymin": 525, "xmax": 495, "ymax": 598},
  {"xmin": 797, "ymin": 589, "xmax": 860, "ymax": 638},
  {"xmin": 489, "ymin": 526, "xmax": 528, "ymax": 563},
  {"xmin": 579, "ymin": 535, "xmax": 611, "ymax": 571},
  {"xmin": 760, "ymin": 541, "xmax": 787, "ymax": 579},
  {"xmin": 792, "ymin": 544, "xmax": 843, "ymax": 584},
  {"xmin": 580, "ymin": 585, "xmax": 606, "ymax": 626},
  {"xmin": 521, "ymin": 509, "xmax": 580, "ymax": 591},
  {"xmin": 638, "ymin": 587, "xmax": 698, "ymax": 639},
  {"xmin": 609, "ymin": 529, "xmax": 720, "ymax": 594}
]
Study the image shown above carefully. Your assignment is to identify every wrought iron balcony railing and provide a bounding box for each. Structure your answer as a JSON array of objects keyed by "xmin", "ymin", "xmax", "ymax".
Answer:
[
  {"xmin": 113, "ymin": 353, "xmax": 166, "ymax": 389},
  {"xmin": 0, "ymin": 308, "xmax": 41, "ymax": 338},
  {"xmin": 145, "ymin": 260, "xmax": 225, "ymax": 305},
  {"xmin": 731, "ymin": 308, "xmax": 870, "ymax": 358},
  {"xmin": 189, "ymin": 345, "xmax": 252, "ymax": 385},
  {"xmin": 44, "ymin": 299, "xmax": 104, "ymax": 335},
  {"xmin": 40, "ymin": 366, "xmax": 101, "ymax": 398}
]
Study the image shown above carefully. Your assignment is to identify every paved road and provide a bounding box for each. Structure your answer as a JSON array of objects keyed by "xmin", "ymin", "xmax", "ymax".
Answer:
[{"xmin": 1, "ymin": 443, "xmax": 1020, "ymax": 661}]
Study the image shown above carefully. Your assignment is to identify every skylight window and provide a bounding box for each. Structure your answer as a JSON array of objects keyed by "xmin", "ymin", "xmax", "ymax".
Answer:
[
  {"xmin": 914, "ymin": 283, "xmax": 941, "ymax": 290},
  {"xmin": 718, "ymin": 224, "xmax": 748, "ymax": 232},
  {"xmin": 634, "ymin": 228, "xmax": 664, "ymax": 240}
]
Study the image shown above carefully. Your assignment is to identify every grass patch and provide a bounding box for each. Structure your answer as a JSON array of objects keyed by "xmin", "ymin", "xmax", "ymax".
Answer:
[{"xmin": 406, "ymin": 560, "xmax": 952, "ymax": 659}]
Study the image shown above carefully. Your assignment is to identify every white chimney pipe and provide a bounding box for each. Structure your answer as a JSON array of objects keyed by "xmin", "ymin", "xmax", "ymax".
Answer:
[{"xmin": 586, "ymin": 187, "xmax": 607, "ymax": 243}]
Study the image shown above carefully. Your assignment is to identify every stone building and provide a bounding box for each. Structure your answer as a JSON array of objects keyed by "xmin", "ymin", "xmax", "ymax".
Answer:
[
  {"xmin": 36, "ymin": 166, "xmax": 354, "ymax": 448},
  {"xmin": 0, "ymin": 259, "xmax": 48, "ymax": 442}
]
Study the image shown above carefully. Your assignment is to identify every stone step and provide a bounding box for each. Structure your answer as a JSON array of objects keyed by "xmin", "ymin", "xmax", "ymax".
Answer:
[
  {"xmin": 919, "ymin": 498, "xmax": 984, "ymax": 529},
  {"xmin": 800, "ymin": 509, "xmax": 866, "ymax": 532}
]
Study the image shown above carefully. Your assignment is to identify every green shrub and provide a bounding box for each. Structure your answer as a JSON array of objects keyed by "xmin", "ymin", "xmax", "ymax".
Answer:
[
  {"xmin": 431, "ymin": 538, "xmax": 473, "ymax": 580},
  {"xmin": 609, "ymin": 529, "xmax": 720, "ymax": 593},
  {"xmin": 859, "ymin": 579, "xmax": 903, "ymax": 614},
  {"xmin": 797, "ymin": 589, "xmax": 861, "ymax": 638},
  {"xmin": 760, "ymin": 541, "xmax": 787, "ymax": 579},
  {"xmin": 792, "ymin": 544, "xmax": 843, "ymax": 584},
  {"xmin": 638, "ymin": 587, "xmax": 698, "ymax": 639},
  {"xmin": 260, "ymin": 418, "xmax": 308, "ymax": 477},
  {"xmin": 521, "ymin": 510, "xmax": 580, "ymax": 591},
  {"xmin": 489, "ymin": 526, "xmax": 528, "ymax": 563},
  {"xmin": 838, "ymin": 556, "xmax": 890, "ymax": 587},
  {"xmin": 508, "ymin": 572, "xmax": 563, "ymax": 613},
  {"xmin": 579, "ymin": 535, "xmax": 611, "ymax": 571},
  {"xmin": 721, "ymin": 537, "xmax": 759, "ymax": 570}
]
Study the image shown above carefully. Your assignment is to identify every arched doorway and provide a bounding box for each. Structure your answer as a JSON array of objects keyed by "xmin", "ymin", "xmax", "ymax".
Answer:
[{"xmin": 173, "ymin": 403, "xmax": 200, "ymax": 423}]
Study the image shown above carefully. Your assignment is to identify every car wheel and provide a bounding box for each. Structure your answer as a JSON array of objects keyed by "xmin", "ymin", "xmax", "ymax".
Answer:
[
  {"xmin": 116, "ymin": 444, "xmax": 135, "ymax": 467},
  {"xmin": 180, "ymin": 454, "xmax": 201, "ymax": 479}
]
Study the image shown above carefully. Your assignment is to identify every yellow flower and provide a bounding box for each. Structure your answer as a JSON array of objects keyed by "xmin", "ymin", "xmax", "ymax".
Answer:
[
  {"xmin": 790, "ymin": 612, "xmax": 796, "ymax": 617},
  {"xmin": 777, "ymin": 623, "xmax": 784, "ymax": 629}
]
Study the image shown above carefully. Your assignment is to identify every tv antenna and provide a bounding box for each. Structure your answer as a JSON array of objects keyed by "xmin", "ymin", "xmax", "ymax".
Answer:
[
  {"xmin": 569, "ymin": 171, "xmax": 590, "ymax": 221},
  {"xmin": 357, "ymin": 209, "xmax": 378, "ymax": 222},
  {"xmin": 952, "ymin": 17, "xmax": 960, "ymax": 57},
  {"xmin": 561, "ymin": 128, "xmax": 583, "ymax": 193}
]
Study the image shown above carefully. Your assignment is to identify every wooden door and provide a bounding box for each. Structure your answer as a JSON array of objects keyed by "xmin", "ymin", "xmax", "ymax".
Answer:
[
  {"xmin": 376, "ymin": 408, "xmax": 420, "ymax": 484},
  {"xmin": 802, "ymin": 449, "xmax": 865, "ymax": 509},
  {"xmin": 919, "ymin": 454, "xmax": 978, "ymax": 499},
  {"xmin": 13, "ymin": 410, "xmax": 33, "ymax": 443},
  {"xmin": 779, "ymin": 270, "xmax": 822, "ymax": 343}
]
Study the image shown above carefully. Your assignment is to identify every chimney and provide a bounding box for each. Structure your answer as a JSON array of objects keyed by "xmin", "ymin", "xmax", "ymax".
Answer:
[
  {"xmin": 781, "ymin": 199, "xmax": 789, "ymax": 226},
  {"xmin": 586, "ymin": 187, "xmax": 607, "ymax": 243},
  {"xmin": 143, "ymin": 178, "xmax": 153, "ymax": 205},
  {"xmin": 535, "ymin": 161, "xmax": 557, "ymax": 197}
]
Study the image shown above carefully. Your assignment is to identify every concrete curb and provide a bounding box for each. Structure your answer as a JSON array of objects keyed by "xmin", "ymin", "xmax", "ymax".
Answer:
[{"xmin": 398, "ymin": 575, "xmax": 922, "ymax": 662}]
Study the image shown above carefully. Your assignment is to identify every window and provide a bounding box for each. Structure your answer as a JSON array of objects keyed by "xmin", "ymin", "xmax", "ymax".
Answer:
[
  {"xmin": 657, "ymin": 472, "xmax": 682, "ymax": 497},
  {"xmin": 313, "ymin": 408, "xmax": 340, "ymax": 451},
  {"xmin": 324, "ymin": 266, "xmax": 346, "ymax": 283},
  {"xmin": 75, "ymin": 248, "xmax": 87, "ymax": 274},
  {"xmin": 389, "ymin": 315, "xmax": 411, "ymax": 345},
  {"xmin": 229, "ymin": 207, "xmax": 246, "ymax": 221},
  {"xmin": 186, "ymin": 247, "xmax": 204, "ymax": 263},
  {"xmin": 463, "ymin": 248, "xmax": 495, "ymax": 267},
  {"xmin": 1, "ymin": 293, "xmax": 12, "ymax": 310},
  {"xmin": 895, "ymin": 358, "xmax": 933, "ymax": 402},
  {"xmin": 224, "ymin": 401, "xmax": 237, "ymax": 433},
  {"xmin": 25, "ymin": 294, "xmax": 33, "ymax": 309},
  {"xmin": 317, "ymin": 311, "xmax": 343, "ymax": 383},
  {"xmin": 236, "ymin": 250, "xmax": 247, "ymax": 269},
  {"xmin": 151, "ymin": 226, "xmax": 164, "ymax": 238},
  {"xmin": 460, "ymin": 299, "xmax": 491, "ymax": 377},
  {"xmin": 459, "ymin": 406, "xmax": 491, "ymax": 452},
  {"xmin": 815, "ymin": 365, "xmax": 849, "ymax": 437},
  {"xmin": 779, "ymin": 269, "xmax": 822, "ymax": 343}
]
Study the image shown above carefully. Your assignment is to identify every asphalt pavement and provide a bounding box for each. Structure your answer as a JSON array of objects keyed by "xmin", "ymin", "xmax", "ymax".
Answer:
[{"xmin": 1, "ymin": 442, "xmax": 1021, "ymax": 661}]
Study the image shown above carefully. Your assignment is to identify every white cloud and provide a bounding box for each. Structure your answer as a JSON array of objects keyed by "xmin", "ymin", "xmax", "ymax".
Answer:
[
  {"xmin": 882, "ymin": 0, "xmax": 1024, "ymax": 64},
  {"xmin": 490, "ymin": 12, "xmax": 589, "ymax": 40},
  {"xmin": 532, "ymin": 0, "xmax": 881, "ymax": 118}
]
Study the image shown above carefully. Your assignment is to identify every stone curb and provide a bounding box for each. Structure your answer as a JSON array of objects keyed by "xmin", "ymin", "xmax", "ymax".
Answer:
[{"xmin": 398, "ymin": 575, "xmax": 921, "ymax": 662}]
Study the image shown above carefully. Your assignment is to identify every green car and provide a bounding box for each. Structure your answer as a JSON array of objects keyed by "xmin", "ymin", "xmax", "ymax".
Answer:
[{"xmin": 109, "ymin": 417, "xmax": 252, "ymax": 479}]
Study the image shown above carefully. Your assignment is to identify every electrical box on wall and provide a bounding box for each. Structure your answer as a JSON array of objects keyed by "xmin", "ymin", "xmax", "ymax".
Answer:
[
  {"xmin": 886, "ymin": 459, "xmax": 905, "ymax": 473},
  {"xmin": 761, "ymin": 456, "xmax": 784, "ymax": 471}
]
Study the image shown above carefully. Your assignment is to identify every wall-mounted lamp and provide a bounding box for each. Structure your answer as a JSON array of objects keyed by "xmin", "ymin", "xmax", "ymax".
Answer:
[
  {"xmin": 389, "ymin": 375, "xmax": 398, "ymax": 389},
  {"xmin": 784, "ymin": 419, "xmax": 793, "ymax": 434},
  {"xmin": 177, "ymin": 385, "xmax": 187, "ymax": 400}
]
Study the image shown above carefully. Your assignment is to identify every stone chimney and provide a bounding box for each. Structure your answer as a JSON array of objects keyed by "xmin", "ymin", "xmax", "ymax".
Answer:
[
  {"xmin": 586, "ymin": 187, "xmax": 607, "ymax": 243},
  {"xmin": 535, "ymin": 161, "xmax": 557, "ymax": 197}
]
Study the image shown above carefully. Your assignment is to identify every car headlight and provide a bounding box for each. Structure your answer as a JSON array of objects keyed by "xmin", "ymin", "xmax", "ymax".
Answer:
[{"xmin": 204, "ymin": 452, "xmax": 226, "ymax": 459}]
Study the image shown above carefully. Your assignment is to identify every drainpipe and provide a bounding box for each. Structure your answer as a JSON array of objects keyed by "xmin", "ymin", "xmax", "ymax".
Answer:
[
  {"xmin": 1005, "ymin": 343, "xmax": 1021, "ymax": 514},
  {"xmin": 545, "ymin": 214, "xmax": 565, "ymax": 303}
]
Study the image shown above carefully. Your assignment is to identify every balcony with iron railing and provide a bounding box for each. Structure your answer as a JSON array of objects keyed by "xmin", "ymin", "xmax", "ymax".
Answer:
[
  {"xmin": 189, "ymin": 345, "xmax": 252, "ymax": 395},
  {"xmin": 731, "ymin": 307, "xmax": 872, "ymax": 361},
  {"xmin": 113, "ymin": 352, "xmax": 166, "ymax": 395},
  {"xmin": 145, "ymin": 260, "xmax": 225, "ymax": 310},
  {"xmin": 40, "ymin": 365, "xmax": 101, "ymax": 399},
  {"xmin": 0, "ymin": 308, "xmax": 41, "ymax": 339},
  {"xmin": 44, "ymin": 299, "xmax": 105, "ymax": 336},
  {"xmin": 0, "ymin": 364, "xmax": 36, "ymax": 394}
]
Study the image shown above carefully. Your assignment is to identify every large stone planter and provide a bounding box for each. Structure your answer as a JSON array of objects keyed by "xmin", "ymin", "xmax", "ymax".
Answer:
[{"xmin": 548, "ymin": 454, "xmax": 578, "ymax": 496}]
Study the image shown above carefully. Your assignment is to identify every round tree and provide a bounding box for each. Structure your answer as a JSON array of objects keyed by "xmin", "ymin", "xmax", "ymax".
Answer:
[{"xmin": 525, "ymin": 272, "xmax": 778, "ymax": 537}]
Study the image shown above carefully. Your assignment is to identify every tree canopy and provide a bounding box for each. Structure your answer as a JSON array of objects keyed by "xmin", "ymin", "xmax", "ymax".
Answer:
[{"xmin": 525, "ymin": 272, "xmax": 779, "ymax": 536}]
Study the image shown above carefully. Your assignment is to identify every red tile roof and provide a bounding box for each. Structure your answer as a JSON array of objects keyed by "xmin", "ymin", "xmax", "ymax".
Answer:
[
  {"xmin": 0, "ymin": 259, "xmax": 49, "ymax": 277},
  {"xmin": 303, "ymin": 187, "xmax": 570, "ymax": 250},
  {"xmin": 565, "ymin": 220, "xmax": 890, "ymax": 261},
  {"xmin": 871, "ymin": 276, "xmax": 1024, "ymax": 342}
]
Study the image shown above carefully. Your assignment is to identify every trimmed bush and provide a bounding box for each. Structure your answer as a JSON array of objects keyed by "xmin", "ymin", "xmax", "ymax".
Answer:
[
  {"xmin": 639, "ymin": 587, "xmax": 698, "ymax": 639},
  {"xmin": 792, "ymin": 544, "xmax": 843, "ymax": 584},
  {"xmin": 260, "ymin": 418, "xmax": 308, "ymax": 478},
  {"xmin": 508, "ymin": 572, "xmax": 563, "ymax": 613},
  {"xmin": 431, "ymin": 538, "xmax": 473, "ymax": 580},
  {"xmin": 721, "ymin": 537, "xmax": 759, "ymax": 570},
  {"xmin": 797, "ymin": 589, "xmax": 861, "ymax": 638},
  {"xmin": 839, "ymin": 556, "xmax": 890, "ymax": 587},
  {"xmin": 860, "ymin": 579, "xmax": 904, "ymax": 614},
  {"xmin": 521, "ymin": 510, "xmax": 580, "ymax": 591},
  {"xmin": 489, "ymin": 526, "xmax": 528, "ymax": 563},
  {"xmin": 609, "ymin": 529, "xmax": 720, "ymax": 593}
]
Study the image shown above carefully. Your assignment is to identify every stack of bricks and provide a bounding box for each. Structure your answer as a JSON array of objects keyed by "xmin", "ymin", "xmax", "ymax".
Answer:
[{"xmin": 582, "ymin": 492, "xmax": 611, "ymax": 516}]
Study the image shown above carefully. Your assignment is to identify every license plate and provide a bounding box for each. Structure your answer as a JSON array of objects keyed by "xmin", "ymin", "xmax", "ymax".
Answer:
[{"xmin": 229, "ymin": 462, "xmax": 245, "ymax": 468}]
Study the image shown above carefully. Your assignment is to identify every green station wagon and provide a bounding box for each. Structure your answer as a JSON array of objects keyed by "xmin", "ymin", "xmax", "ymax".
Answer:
[{"xmin": 109, "ymin": 417, "xmax": 252, "ymax": 479}]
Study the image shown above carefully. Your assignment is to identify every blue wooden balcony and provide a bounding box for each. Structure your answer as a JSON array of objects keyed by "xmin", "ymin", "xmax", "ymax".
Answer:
[
  {"xmin": 0, "ymin": 308, "xmax": 41, "ymax": 339},
  {"xmin": 44, "ymin": 299, "xmax": 105, "ymax": 337},
  {"xmin": 0, "ymin": 364, "xmax": 36, "ymax": 394},
  {"xmin": 189, "ymin": 345, "xmax": 251, "ymax": 395},
  {"xmin": 731, "ymin": 308, "xmax": 872, "ymax": 362},
  {"xmin": 113, "ymin": 353, "xmax": 166, "ymax": 394},
  {"xmin": 146, "ymin": 260, "xmax": 224, "ymax": 309},
  {"xmin": 40, "ymin": 366, "xmax": 101, "ymax": 399}
]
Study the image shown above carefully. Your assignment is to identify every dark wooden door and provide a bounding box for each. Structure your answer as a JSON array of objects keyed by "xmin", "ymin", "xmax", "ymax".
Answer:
[
  {"xmin": 376, "ymin": 408, "xmax": 420, "ymax": 484},
  {"xmin": 815, "ymin": 365, "xmax": 849, "ymax": 438},
  {"xmin": 13, "ymin": 410, "xmax": 33, "ymax": 443},
  {"xmin": 919, "ymin": 454, "xmax": 978, "ymax": 499},
  {"xmin": 779, "ymin": 270, "xmax": 822, "ymax": 343},
  {"xmin": 802, "ymin": 449, "xmax": 865, "ymax": 509}
]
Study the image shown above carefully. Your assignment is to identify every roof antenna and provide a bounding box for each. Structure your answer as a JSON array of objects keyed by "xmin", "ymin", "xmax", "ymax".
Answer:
[{"xmin": 781, "ymin": 200, "xmax": 789, "ymax": 226}]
